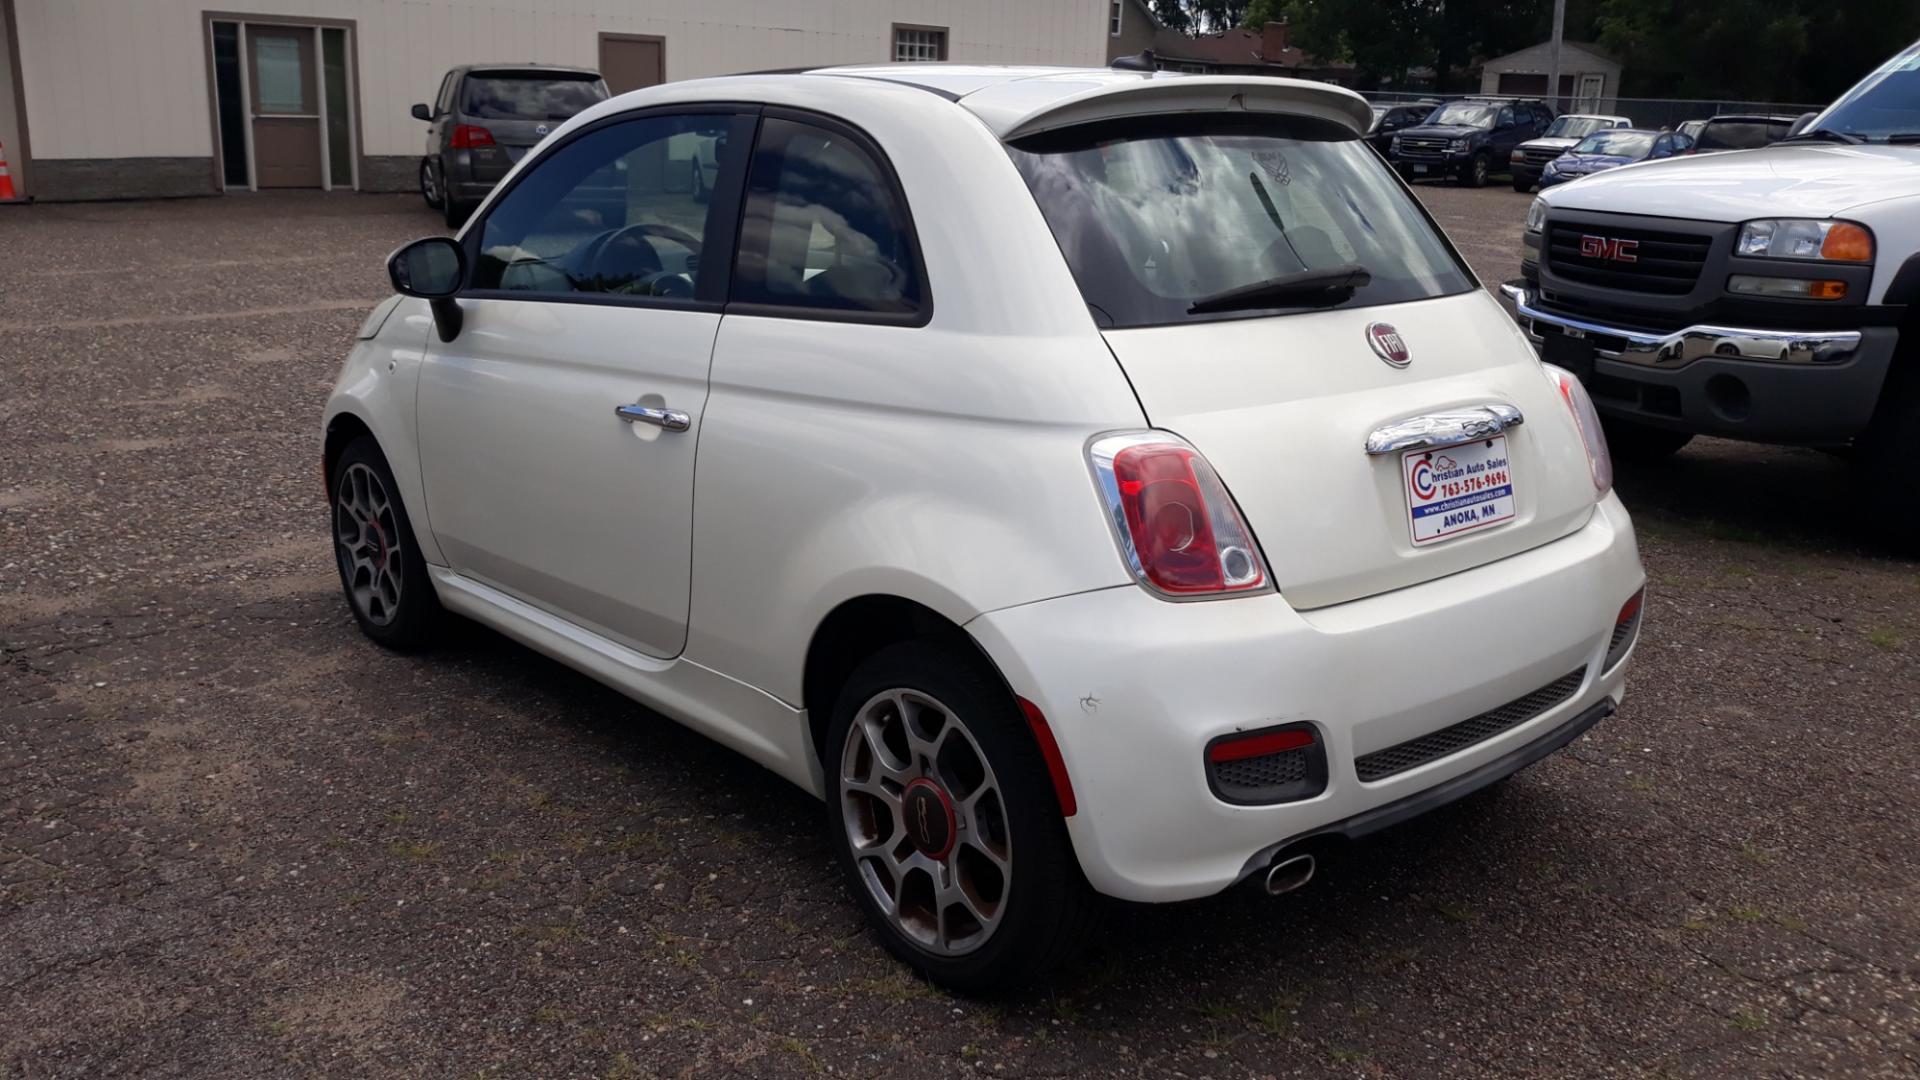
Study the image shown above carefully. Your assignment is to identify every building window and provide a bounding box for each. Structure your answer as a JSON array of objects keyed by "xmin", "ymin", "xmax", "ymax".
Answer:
[
  {"xmin": 1110, "ymin": 0, "xmax": 1123, "ymax": 36},
  {"xmin": 892, "ymin": 25, "xmax": 947, "ymax": 63}
]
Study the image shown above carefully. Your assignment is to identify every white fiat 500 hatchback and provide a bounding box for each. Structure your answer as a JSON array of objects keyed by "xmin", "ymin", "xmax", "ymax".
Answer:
[{"xmin": 326, "ymin": 64, "xmax": 1645, "ymax": 989}]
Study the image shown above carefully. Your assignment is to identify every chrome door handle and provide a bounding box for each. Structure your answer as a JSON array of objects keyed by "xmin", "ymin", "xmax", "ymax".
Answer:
[
  {"xmin": 614, "ymin": 403, "xmax": 691, "ymax": 431},
  {"xmin": 1365, "ymin": 403, "xmax": 1523, "ymax": 455}
]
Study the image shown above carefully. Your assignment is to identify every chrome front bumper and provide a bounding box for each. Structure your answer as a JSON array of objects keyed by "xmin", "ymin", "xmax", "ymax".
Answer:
[{"xmin": 1499, "ymin": 283, "xmax": 1863, "ymax": 368}]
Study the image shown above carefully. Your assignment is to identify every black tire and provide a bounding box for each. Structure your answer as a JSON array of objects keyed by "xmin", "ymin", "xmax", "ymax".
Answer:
[
  {"xmin": 1461, "ymin": 152, "xmax": 1490, "ymax": 188},
  {"xmin": 330, "ymin": 436, "xmax": 441, "ymax": 650},
  {"xmin": 1601, "ymin": 416, "xmax": 1694, "ymax": 463},
  {"xmin": 825, "ymin": 640, "xmax": 1101, "ymax": 992},
  {"xmin": 419, "ymin": 159, "xmax": 443, "ymax": 210},
  {"xmin": 1511, "ymin": 173, "xmax": 1532, "ymax": 193},
  {"xmin": 1858, "ymin": 375, "xmax": 1920, "ymax": 549},
  {"xmin": 442, "ymin": 196, "xmax": 471, "ymax": 231}
]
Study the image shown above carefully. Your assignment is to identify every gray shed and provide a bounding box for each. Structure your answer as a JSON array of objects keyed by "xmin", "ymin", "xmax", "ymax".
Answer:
[{"xmin": 1479, "ymin": 41, "xmax": 1622, "ymax": 113}]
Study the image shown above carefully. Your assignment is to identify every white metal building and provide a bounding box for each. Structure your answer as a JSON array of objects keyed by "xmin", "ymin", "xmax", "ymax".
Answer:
[{"xmin": 0, "ymin": 0, "xmax": 1109, "ymax": 201}]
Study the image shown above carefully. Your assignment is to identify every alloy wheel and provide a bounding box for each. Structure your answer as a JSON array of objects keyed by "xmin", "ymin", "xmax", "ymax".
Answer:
[
  {"xmin": 333, "ymin": 462, "xmax": 404, "ymax": 626},
  {"xmin": 420, "ymin": 162, "xmax": 439, "ymax": 206},
  {"xmin": 839, "ymin": 688, "xmax": 1012, "ymax": 957}
]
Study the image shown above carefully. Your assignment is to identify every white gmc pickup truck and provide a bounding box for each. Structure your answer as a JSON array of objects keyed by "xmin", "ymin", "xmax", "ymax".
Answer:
[{"xmin": 1505, "ymin": 39, "xmax": 1920, "ymax": 543}]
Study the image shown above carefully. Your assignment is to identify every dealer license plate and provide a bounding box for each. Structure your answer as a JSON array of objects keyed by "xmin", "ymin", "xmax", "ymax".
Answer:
[
  {"xmin": 1402, "ymin": 435, "xmax": 1517, "ymax": 546},
  {"xmin": 1411, "ymin": 163, "xmax": 1429, "ymax": 174}
]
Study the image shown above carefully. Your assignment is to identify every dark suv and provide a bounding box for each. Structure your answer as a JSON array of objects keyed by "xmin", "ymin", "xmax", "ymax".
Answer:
[
  {"xmin": 1691, "ymin": 113, "xmax": 1798, "ymax": 153},
  {"xmin": 1389, "ymin": 97, "xmax": 1554, "ymax": 187},
  {"xmin": 413, "ymin": 64, "xmax": 610, "ymax": 227}
]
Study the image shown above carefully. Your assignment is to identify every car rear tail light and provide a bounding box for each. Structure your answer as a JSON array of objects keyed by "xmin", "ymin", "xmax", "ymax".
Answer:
[
  {"xmin": 1605, "ymin": 587, "xmax": 1645, "ymax": 671},
  {"xmin": 449, "ymin": 124, "xmax": 495, "ymax": 149},
  {"xmin": 1088, "ymin": 432, "xmax": 1269, "ymax": 598},
  {"xmin": 1543, "ymin": 365, "xmax": 1612, "ymax": 495},
  {"xmin": 1208, "ymin": 727, "xmax": 1314, "ymax": 763},
  {"xmin": 1016, "ymin": 698, "xmax": 1077, "ymax": 817},
  {"xmin": 1205, "ymin": 723, "xmax": 1327, "ymax": 805}
]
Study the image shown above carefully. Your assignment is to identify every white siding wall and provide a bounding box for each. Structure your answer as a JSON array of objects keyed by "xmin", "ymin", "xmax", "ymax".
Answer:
[{"xmin": 14, "ymin": 0, "xmax": 1107, "ymax": 161}]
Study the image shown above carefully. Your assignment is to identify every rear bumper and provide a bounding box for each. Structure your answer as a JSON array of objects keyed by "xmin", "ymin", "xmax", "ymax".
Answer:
[
  {"xmin": 440, "ymin": 150, "xmax": 506, "ymax": 203},
  {"xmin": 968, "ymin": 496, "xmax": 1643, "ymax": 903},
  {"xmin": 1239, "ymin": 697, "xmax": 1613, "ymax": 871},
  {"xmin": 1394, "ymin": 155, "xmax": 1468, "ymax": 176},
  {"xmin": 1501, "ymin": 282, "xmax": 1896, "ymax": 443}
]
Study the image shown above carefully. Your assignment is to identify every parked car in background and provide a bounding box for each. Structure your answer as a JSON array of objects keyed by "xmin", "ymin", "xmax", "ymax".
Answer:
[
  {"xmin": 1510, "ymin": 113, "xmax": 1633, "ymax": 191},
  {"xmin": 1390, "ymin": 97, "xmax": 1554, "ymax": 186},
  {"xmin": 1691, "ymin": 113, "xmax": 1798, "ymax": 152},
  {"xmin": 1676, "ymin": 118, "xmax": 1707, "ymax": 141},
  {"xmin": 414, "ymin": 64, "xmax": 610, "ymax": 227},
  {"xmin": 1538, "ymin": 129, "xmax": 1693, "ymax": 187},
  {"xmin": 1366, "ymin": 102, "xmax": 1438, "ymax": 154},
  {"xmin": 334, "ymin": 63, "xmax": 1645, "ymax": 989},
  {"xmin": 1507, "ymin": 37, "xmax": 1920, "ymax": 544}
]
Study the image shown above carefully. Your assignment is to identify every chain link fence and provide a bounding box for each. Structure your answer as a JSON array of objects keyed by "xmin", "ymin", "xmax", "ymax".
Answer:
[{"xmin": 1359, "ymin": 91, "xmax": 1826, "ymax": 132}]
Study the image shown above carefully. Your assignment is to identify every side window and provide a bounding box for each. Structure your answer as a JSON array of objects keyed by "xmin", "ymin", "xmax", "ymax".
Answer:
[
  {"xmin": 1497, "ymin": 107, "xmax": 1515, "ymax": 128},
  {"xmin": 470, "ymin": 113, "xmax": 743, "ymax": 299},
  {"xmin": 434, "ymin": 73, "xmax": 456, "ymax": 115},
  {"xmin": 731, "ymin": 116, "xmax": 925, "ymax": 318}
]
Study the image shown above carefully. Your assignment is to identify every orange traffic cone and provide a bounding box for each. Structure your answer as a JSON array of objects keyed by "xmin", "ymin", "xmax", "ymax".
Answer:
[{"xmin": 0, "ymin": 140, "xmax": 18, "ymax": 201}]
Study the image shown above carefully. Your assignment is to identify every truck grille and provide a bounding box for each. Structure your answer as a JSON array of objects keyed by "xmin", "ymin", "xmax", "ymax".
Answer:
[
  {"xmin": 1521, "ymin": 146, "xmax": 1564, "ymax": 166},
  {"xmin": 1397, "ymin": 136, "xmax": 1452, "ymax": 158},
  {"xmin": 1546, "ymin": 223, "xmax": 1711, "ymax": 295},
  {"xmin": 1355, "ymin": 668, "xmax": 1587, "ymax": 782}
]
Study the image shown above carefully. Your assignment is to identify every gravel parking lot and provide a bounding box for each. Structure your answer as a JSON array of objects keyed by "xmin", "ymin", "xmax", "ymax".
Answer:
[{"xmin": 3, "ymin": 185, "xmax": 1916, "ymax": 1079}]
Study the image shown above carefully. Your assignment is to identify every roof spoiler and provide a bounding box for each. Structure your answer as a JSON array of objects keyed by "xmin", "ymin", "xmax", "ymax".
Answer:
[
  {"xmin": 986, "ymin": 75, "xmax": 1374, "ymax": 142},
  {"xmin": 1111, "ymin": 49, "xmax": 1156, "ymax": 72}
]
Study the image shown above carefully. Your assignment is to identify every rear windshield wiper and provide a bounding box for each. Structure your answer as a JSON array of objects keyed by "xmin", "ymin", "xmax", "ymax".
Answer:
[
  {"xmin": 1187, "ymin": 264, "xmax": 1371, "ymax": 315},
  {"xmin": 1781, "ymin": 128, "xmax": 1862, "ymax": 144}
]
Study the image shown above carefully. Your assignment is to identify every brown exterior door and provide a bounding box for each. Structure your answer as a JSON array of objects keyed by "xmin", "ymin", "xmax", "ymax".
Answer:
[
  {"xmin": 599, "ymin": 34, "xmax": 665, "ymax": 96},
  {"xmin": 247, "ymin": 25, "xmax": 322, "ymax": 188}
]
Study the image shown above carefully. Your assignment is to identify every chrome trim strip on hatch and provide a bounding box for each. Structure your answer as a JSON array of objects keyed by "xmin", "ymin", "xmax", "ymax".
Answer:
[
  {"xmin": 1500, "ymin": 283, "xmax": 1862, "ymax": 368},
  {"xmin": 1364, "ymin": 404, "xmax": 1524, "ymax": 456}
]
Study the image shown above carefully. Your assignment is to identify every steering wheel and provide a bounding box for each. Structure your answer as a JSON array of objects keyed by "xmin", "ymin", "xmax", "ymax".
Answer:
[{"xmin": 581, "ymin": 223, "xmax": 705, "ymax": 298}]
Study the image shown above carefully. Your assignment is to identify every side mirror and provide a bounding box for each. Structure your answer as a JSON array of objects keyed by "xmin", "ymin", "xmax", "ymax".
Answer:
[
  {"xmin": 387, "ymin": 237, "xmax": 466, "ymax": 341},
  {"xmin": 411, "ymin": 103, "xmax": 432, "ymax": 122}
]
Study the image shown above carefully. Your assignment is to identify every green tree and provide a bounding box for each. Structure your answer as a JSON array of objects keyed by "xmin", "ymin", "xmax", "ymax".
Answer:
[
  {"xmin": 1280, "ymin": 0, "xmax": 1442, "ymax": 87},
  {"xmin": 1598, "ymin": 0, "xmax": 1916, "ymax": 102},
  {"xmin": 1154, "ymin": 0, "xmax": 1252, "ymax": 34},
  {"xmin": 1242, "ymin": 0, "xmax": 1286, "ymax": 30}
]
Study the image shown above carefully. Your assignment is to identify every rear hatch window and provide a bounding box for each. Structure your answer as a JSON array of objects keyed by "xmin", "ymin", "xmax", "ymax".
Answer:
[
  {"xmin": 1006, "ymin": 114, "xmax": 1474, "ymax": 328},
  {"xmin": 461, "ymin": 72, "xmax": 607, "ymax": 122},
  {"xmin": 1011, "ymin": 113, "xmax": 1596, "ymax": 609}
]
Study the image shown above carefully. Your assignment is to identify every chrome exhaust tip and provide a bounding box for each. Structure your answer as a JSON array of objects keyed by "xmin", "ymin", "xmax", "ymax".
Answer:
[{"xmin": 1263, "ymin": 853, "xmax": 1316, "ymax": 896}]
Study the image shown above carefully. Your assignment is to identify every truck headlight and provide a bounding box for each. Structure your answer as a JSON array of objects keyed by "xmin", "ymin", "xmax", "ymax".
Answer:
[
  {"xmin": 1390, "ymin": 136, "xmax": 1402, "ymax": 154},
  {"xmin": 1526, "ymin": 198, "xmax": 1548, "ymax": 234},
  {"xmin": 1450, "ymin": 138, "xmax": 1469, "ymax": 152},
  {"xmin": 1736, "ymin": 219, "xmax": 1873, "ymax": 262}
]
